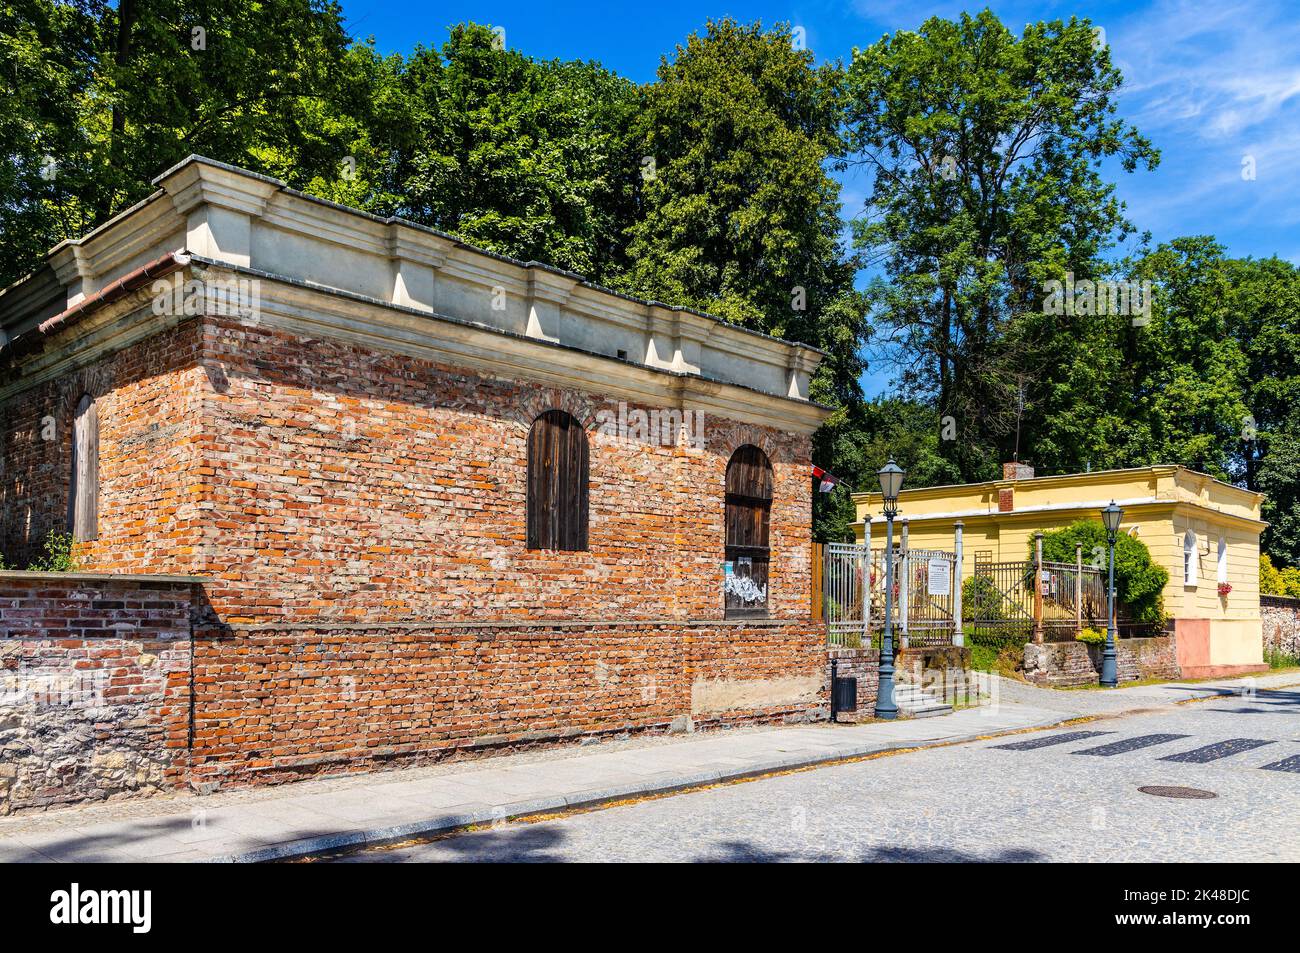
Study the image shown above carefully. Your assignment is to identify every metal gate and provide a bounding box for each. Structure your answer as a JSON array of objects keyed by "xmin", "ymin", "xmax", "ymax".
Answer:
[
  {"xmin": 823, "ymin": 542, "xmax": 957, "ymax": 648},
  {"xmin": 899, "ymin": 547, "xmax": 958, "ymax": 648},
  {"xmin": 823, "ymin": 542, "xmax": 876, "ymax": 647}
]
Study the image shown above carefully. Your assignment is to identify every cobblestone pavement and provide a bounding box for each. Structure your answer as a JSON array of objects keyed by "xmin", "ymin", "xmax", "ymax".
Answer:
[{"xmin": 334, "ymin": 683, "xmax": 1300, "ymax": 863}]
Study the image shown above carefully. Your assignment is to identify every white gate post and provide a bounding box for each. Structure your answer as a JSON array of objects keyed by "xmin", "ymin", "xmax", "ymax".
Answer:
[
  {"xmin": 862, "ymin": 516, "xmax": 872, "ymax": 645},
  {"xmin": 899, "ymin": 518, "xmax": 910, "ymax": 649},
  {"xmin": 953, "ymin": 520, "xmax": 964, "ymax": 647}
]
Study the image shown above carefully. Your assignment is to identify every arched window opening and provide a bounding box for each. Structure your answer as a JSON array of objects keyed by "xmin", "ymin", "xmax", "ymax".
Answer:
[
  {"xmin": 1217, "ymin": 536, "xmax": 1228, "ymax": 584},
  {"xmin": 526, "ymin": 410, "xmax": 589, "ymax": 551},
  {"xmin": 68, "ymin": 393, "xmax": 99, "ymax": 542},
  {"xmin": 724, "ymin": 445, "xmax": 773, "ymax": 618}
]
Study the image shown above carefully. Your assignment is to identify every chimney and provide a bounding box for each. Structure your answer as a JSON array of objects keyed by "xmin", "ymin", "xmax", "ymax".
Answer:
[{"xmin": 1002, "ymin": 461, "xmax": 1035, "ymax": 481}]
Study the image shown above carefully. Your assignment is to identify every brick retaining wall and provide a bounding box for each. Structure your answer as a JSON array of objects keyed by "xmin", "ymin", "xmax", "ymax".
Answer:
[
  {"xmin": 187, "ymin": 620, "xmax": 826, "ymax": 788},
  {"xmin": 1024, "ymin": 635, "xmax": 1180, "ymax": 688},
  {"xmin": 827, "ymin": 647, "xmax": 879, "ymax": 722},
  {"xmin": 0, "ymin": 574, "xmax": 195, "ymax": 813},
  {"xmin": 1, "ymin": 574, "xmax": 827, "ymax": 810}
]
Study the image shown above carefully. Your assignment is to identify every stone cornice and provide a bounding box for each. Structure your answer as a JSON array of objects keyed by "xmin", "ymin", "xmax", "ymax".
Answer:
[
  {"xmin": 163, "ymin": 160, "xmax": 279, "ymax": 218},
  {"xmin": 2, "ymin": 154, "xmax": 828, "ymax": 418},
  {"xmin": 1, "ymin": 261, "xmax": 831, "ymax": 436}
]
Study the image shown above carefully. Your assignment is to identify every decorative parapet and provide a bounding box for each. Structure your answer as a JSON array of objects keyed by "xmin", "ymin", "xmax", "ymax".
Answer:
[{"xmin": 1, "ymin": 156, "xmax": 827, "ymax": 431}]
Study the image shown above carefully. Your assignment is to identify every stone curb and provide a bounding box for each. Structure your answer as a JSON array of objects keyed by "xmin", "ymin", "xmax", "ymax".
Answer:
[{"xmin": 205, "ymin": 710, "xmax": 1072, "ymax": 863}]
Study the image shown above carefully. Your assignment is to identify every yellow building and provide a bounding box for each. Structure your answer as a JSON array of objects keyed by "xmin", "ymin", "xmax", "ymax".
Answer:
[{"xmin": 852, "ymin": 464, "xmax": 1267, "ymax": 677}]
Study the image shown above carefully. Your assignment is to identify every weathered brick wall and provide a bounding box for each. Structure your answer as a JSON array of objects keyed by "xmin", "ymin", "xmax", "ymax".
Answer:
[
  {"xmin": 187, "ymin": 620, "xmax": 826, "ymax": 788},
  {"xmin": 190, "ymin": 319, "xmax": 813, "ymax": 625},
  {"xmin": 1024, "ymin": 636, "xmax": 1180, "ymax": 687},
  {"xmin": 1262, "ymin": 597, "xmax": 1300, "ymax": 658},
  {"xmin": 3, "ymin": 313, "xmax": 815, "ymax": 625},
  {"xmin": 0, "ymin": 316, "xmax": 205, "ymax": 573},
  {"xmin": 0, "ymin": 309, "xmax": 826, "ymax": 808},
  {"xmin": 0, "ymin": 575, "xmax": 194, "ymax": 814},
  {"xmin": 827, "ymin": 647, "xmax": 879, "ymax": 722}
]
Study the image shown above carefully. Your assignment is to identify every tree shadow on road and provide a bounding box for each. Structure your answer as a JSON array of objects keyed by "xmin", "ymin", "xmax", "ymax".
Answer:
[{"xmin": 691, "ymin": 841, "xmax": 1046, "ymax": 863}]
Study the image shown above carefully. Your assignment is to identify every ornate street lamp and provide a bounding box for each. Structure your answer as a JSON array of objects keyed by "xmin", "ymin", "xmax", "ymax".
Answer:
[
  {"xmin": 1100, "ymin": 501, "xmax": 1124, "ymax": 688},
  {"xmin": 875, "ymin": 458, "xmax": 905, "ymax": 719}
]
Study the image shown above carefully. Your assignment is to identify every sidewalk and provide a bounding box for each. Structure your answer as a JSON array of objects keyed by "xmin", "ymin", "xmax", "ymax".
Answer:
[{"xmin": 1, "ymin": 671, "xmax": 1293, "ymax": 863}]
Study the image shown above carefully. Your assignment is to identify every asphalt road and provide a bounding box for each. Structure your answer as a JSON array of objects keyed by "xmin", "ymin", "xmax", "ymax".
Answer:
[{"xmin": 332, "ymin": 685, "xmax": 1300, "ymax": 863}]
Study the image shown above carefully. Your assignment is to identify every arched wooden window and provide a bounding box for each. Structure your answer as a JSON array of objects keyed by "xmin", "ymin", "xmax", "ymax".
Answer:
[
  {"xmin": 724, "ymin": 445, "xmax": 773, "ymax": 618},
  {"xmin": 527, "ymin": 410, "xmax": 589, "ymax": 551},
  {"xmin": 1183, "ymin": 530, "xmax": 1198, "ymax": 586},
  {"xmin": 68, "ymin": 393, "xmax": 99, "ymax": 542}
]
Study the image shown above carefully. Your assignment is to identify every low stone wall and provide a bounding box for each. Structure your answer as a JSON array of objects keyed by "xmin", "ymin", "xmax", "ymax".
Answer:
[
  {"xmin": 0, "ymin": 573, "xmax": 197, "ymax": 813},
  {"xmin": 1024, "ymin": 635, "xmax": 1180, "ymax": 688},
  {"xmin": 1262, "ymin": 596, "xmax": 1300, "ymax": 659},
  {"xmin": 827, "ymin": 647, "xmax": 879, "ymax": 722},
  {"xmin": 897, "ymin": 645, "xmax": 973, "ymax": 704}
]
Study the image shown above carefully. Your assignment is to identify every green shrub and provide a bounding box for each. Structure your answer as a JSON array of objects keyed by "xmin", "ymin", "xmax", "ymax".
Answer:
[
  {"xmin": 26, "ymin": 531, "xmax": 79, "ymax": 573},
  {"xmin": 969, "ymin": 642, "xmax": 998, "ymax": 672},
  {"xmin": 1262, "ymin": 554, "xmax": 1300, "ymax": 599},
  {"xmin": 1076, "ymin": 627, "xmax": 1106, "ymax": 645},
  {"xmin": 962, "ymin": 575, "xmax": 1006, "ymax": 621},
  {"xmin": 1036, "ymin": 520, "xmax": 1168, "ymax": 624}
]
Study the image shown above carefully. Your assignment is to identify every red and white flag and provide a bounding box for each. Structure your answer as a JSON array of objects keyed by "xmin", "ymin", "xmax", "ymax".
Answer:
[{"xmin": 811, "ymin": 465, "xmax": 839, "ymax": 493}]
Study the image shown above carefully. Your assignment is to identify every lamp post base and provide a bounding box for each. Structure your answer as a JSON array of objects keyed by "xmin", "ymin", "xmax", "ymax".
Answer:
[
  {"xmin": 1100, "ymin": 632, "xmax": 1119, "ymax": 688},
  {"xmin": 875, "ymin": 654, "xmax": 898, "ymax": 720}
]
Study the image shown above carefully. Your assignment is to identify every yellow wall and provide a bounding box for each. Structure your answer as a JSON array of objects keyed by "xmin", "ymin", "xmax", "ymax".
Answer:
[{"xmin": 851, "ymin": 466, "xmax": 1265, "ymax": 667}]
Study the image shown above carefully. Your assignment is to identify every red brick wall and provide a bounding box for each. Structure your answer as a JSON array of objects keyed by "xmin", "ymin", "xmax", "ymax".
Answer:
[
  {"xmin": 3, "ymin": 315, "xmax": 814, "ymax": 626},
  {"xmin": 188, "ymin": 619, "xmax": 825, "ymax": 787},
  {"xmin": 0, "ymin": 317, "xmax": 205, "ymax": 573},
  {"xmin": 187, "ymin": 318, "xmax": 814, "ymax": 625},
  {"xmin": 2, "ymin": 577, "xmax": 825, "ymax": 807},
  {"xmin": 1, "ymin": 307, "xmax": 826, "ymax": 807}
]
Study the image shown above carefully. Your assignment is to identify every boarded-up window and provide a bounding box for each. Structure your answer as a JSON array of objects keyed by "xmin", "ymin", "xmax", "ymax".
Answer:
[
  {"xmin": 724, "ymin": 445, "xmax": 772, "ymax": 618},
  {"xmin": 68, "ymin": 393, "xmax": 99, "ymax": 542},
  {"xmin": 527, "ymin": 410, "xmax": 589, "ymax": 551}
]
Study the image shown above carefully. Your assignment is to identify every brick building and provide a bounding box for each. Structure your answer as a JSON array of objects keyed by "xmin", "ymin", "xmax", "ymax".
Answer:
[{"xmin": 0, "ymin": 157, "xmax": 831, "ymax": 808}]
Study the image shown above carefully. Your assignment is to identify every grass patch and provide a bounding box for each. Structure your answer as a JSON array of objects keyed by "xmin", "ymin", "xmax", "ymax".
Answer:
[{"xmin": 1265, "ymin": 648, "xmax": 1300, "ymax": 670}]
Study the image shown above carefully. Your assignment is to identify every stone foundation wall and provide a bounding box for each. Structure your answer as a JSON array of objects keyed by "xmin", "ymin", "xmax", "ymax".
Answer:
[
  {"xmin": 1262, "ymin": 597, "xmax": 1300, "ymax": 659},
  {"xmin": 1024, "ymin": 635, "xmax": 1180, "ymax": 688},
  {"xmin": 0, "ymin": 574, "xmax": 195, "ymax": 813},
  {"xmin": 896, "ymin": 645, "xmax": 973, "ymax": 703}
]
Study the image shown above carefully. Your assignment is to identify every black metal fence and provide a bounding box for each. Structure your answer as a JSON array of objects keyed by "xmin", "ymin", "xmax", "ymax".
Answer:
[{"xmin": 965, "ymin": 556, "xmax": 1110, "ymax": 646}]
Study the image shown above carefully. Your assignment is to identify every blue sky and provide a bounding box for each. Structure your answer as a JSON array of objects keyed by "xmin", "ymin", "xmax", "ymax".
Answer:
[
  {"xmin": 341, "ymin": 1, "xmax": 1300, "ymax": 392},
  {"xmin": 343, "ymin": 0, "xmax": 1300, "ymax": 263}
]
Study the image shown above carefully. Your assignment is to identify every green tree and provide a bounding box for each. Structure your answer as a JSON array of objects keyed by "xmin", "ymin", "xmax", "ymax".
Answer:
[
  {"xmin": 845, "ymin": 11, "xmax": 1158, "ymax": 483},
  {"xmin": 1034, "ymin": 239, "xmax": 1300, "ymax": 567},
  {"xmin": 393, "ymin": 24, "xmax": 640, "ymax": 280},
  {"xmin": 620, "ymin": 19, "xmax": 870, "ymax": 539},
  {"xmin": 0, "ymin": 0, "xmax": 392, "ymax": 289}
]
